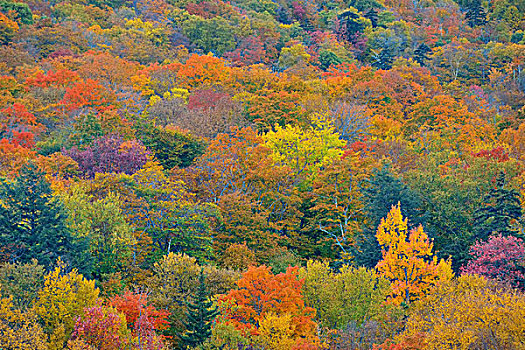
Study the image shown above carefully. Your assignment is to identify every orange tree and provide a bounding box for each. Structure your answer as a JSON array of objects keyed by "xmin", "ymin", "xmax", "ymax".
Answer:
[{"xmin": 217, "ymin": 265, "xmax": 318, "ymax": 347}]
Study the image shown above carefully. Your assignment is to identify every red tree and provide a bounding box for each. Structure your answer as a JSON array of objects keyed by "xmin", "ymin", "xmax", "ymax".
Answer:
[{"xmin": 461, "ymin": 234, "xmax": 525, "ymax": 289}]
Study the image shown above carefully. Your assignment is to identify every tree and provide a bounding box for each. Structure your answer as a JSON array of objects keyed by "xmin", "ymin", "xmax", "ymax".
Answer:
[
  {"xmin": 0, "ymin": 292, "xmax": 47, "ymax": 349},
  {"xmin": 218, "ymin": 265, "xmax": 318, "ymax": 345},
  {"xmin": 0, "ymin": 0, "xmax": 33, "ymax": 24},
  {"xmin": 461, "ymin": 234, "xmax": 525, "ymax": 289},
  {"xmin": 182, "ymin": 16, "xmax": 237, "ymax": 56},
  {"xmin": 413, "ymin": 43, "xmax": 432, "ymax": 66},
  {"xmin": 299, "ymin": 260, "xmax": 393, "ymax": 330},
  {"xmin": 353, "ymin": 167, "xmax": 426, "ymax": 267},
  {"xmin": 375, "ymin": 203, "xmax": 454, "ymax": 305},
  {"xmin": 319, "ymin": 49, "xmax": 343, "ymax": 71},
  {"xmin": 59, "ymin": 184, "xmax": 135, "ymax": 279},
  {"xmin": 0, "ymin": 12, "xmax": 18, "ymax": 44},
  {"xmin": 33, "ymin": 262, "xmax": 100, "ymax": 348},
  {"xmin": 263, "ymin": 113, "xmax": 346, "ymax": 186},
  {"xmin": 146, "ymin": 252, "xmax": 238, "ymax": 347},
  {"xmin": 402, "ymin": 274, "xmax": 525, "ymax": 349},
  {"xmin": 306, "ymin": 155, "xmax": 366, "ymax": 262},
  {"xmin": 464, "ymin": 0, "xmax": 486, "ymax": 27},
  {"xmin": 0, "ymin": 103, "xmax": 42, "ymax": 148},
  {"xmin": 473, "ymin": 172, "xmax": 522, "ymax": 241},
  {"xmin": 0, "ymin": 163, "xmax": 90, "ymax": 271},
  {"xmin": 179, "ymin": 269, "xmax": 218, "ymax": 348},
  {"xmin": 109, "ymin": 291, "xmax": 169, "ymax": 342},
  {"xmin": 64, "ymin": 134, "xmax": 150, "ymax": 178},
  {"xmin": 0, "ymin": 259, "xmax": 44, "ymax": 310},
  {"xmin": 70, "ymin": 306, "xmax": 131, "ymax": 350},
  {"xmin": 137, "ymin": 124, "xmax": 204, "ymax": 169}
]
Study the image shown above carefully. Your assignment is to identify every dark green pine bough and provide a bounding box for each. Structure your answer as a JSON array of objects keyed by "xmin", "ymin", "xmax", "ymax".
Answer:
[
  {"xmin": 473, "ymin": 172, "xmax": 523, "ymax": 241},
  {"xmin": 179, "ymin": 269, "xmax": 219, "ymax": 349},
  {"xmin": 0, "ymin": 163, "xmax": 90, "ymax": 272}
]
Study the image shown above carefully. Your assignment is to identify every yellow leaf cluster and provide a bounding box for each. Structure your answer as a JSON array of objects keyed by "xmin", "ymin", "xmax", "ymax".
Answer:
[
  {"xmin": 263, "ymin": 113, "xmax": 346, "ymax": 183},
  {"xmin": 402, "ymin": 274, "xmax": 525, "ymax": 349},
  {"xmin": 376, "ymin": 203, "xmax": 453, "ymax": 305},
  {"xmin": 257, "ymin": 312, "xmax": 298, "ymax": 350},
  {"xmin": 0, "ymin": 292, "xmax": 47, "ymax": 350},
  {"xmin": 33, "ymin": 262, "xmax": 100, "ymax": 345}
]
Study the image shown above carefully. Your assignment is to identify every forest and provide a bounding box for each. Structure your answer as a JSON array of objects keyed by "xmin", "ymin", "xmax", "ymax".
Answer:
[{"xmin": 0, "ymin": 0, "xmax": 525, "ymax": 348}]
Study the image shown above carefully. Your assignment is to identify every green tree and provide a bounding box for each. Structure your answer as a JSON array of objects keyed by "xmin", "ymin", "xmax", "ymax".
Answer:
[
  {"xmin": 182, "ymin": 16, "xmax": 237, "ymax": 56},
  {"xmin": 0, "ymin": 164, "xmax": 90, "ymax": 272},
  {"xmin": 137, "ymin": 123, "xmax": 205, "ymax": 169},
  {"xmin": 319, "ymin": 50, "xmax": 343, "ymax": 70},
  {"xmin": 414, "ymin": 43, "xmax": 432, "ymax": 66},
  {"xmin": 0, "ymin": 0, "xmax": 33, "ymax": 24},
  {"xmin": 179, "ymin": 269, "xmax": 219, "ymax": 349},
  {"xmin": 352, "ymin": 166, "xmax": 426, "ymax": 267},
  {"xmin": 464, "ymin": 0, "xmax": 487, "ymax": 27},
  {"xmin": 473, "ymin": 172, "xmax": 522, "ymax": 241},
  {"xmin": 0, "ymin": 259, "xmax": 44, "ymax": 310}
]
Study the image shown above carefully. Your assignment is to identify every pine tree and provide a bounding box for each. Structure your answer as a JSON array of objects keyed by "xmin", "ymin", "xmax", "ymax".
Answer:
[
  {"xmin": 473, "ymin": 172, "xmax": 522, "ymax": 241},
  {"xmin": 465, "ymin": 1, "xmax": 486, "ymax": 27},
  {"xmin": 0, "ymin": 163, "xmax": 90, "ymax": 272},
  {"xmin": 179, "ymin": 269, "xmax": 218, "ymax": 349},
  {"xmin": 372, "ymin": 48, "xmax": 394, "ymax": 70},
  {"xmin": 352, "ymin": 166, "xmax": 426, "ymax": 267},
  {"xmin": 414, "ymin": 43, "xmax": 432, "ymax": 66},
  {"xmin": 365, "ymin": 8, "xmax": 379, "ymax": 27}
]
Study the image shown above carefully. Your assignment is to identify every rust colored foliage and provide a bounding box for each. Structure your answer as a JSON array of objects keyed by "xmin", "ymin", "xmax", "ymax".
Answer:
[
  {"xmin": 218, "ymin": 265, "xmax": 317, "ymax": 340},
  {"xmin": 109, "ymin": 290, "xmax": 170, "ymax": 337},
  {"xmin": 0, "ymin": 103, "xmax": 42, "ymax": 148}
]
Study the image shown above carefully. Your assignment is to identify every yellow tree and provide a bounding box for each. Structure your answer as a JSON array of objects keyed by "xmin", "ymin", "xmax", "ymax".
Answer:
[
  {"xmin": 402, "ymin": 275, "xmax": 525, "ymax": 349},
  {"xmin": 263, "ymin": 113, "xmax": 346, "ymax": 187},
  {"xmin": 33, "ymin": 261, "xmax": 99, "ymax": 349},
  {"xmin": 375, "ymin": 203, "xmax": 453, "ymax": 305},
  {"xmin": 0, "ymin": 290, "xmax": 48, "ymax": 349}
]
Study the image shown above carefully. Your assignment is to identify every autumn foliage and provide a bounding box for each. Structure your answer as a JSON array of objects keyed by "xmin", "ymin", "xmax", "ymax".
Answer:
[{"xmin": 1, "ymin": 0, "xmax": 525, "ymax": 348}]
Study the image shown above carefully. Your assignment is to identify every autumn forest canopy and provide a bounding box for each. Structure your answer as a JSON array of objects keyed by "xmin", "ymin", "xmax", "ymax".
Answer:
[{"xmin": 0, "ymin": 0, "xmax": 525, "ymax": 348}]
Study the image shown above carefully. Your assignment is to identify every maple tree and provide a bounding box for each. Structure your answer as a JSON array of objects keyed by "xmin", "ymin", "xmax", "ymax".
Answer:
[
  {"xmin": 70, "ymin": 305, "xmax": 131, "ymax": 350},
  {"xmin": 462, "ymin": 234, "xmax": 525, "ymax": 289},
  {"xmin": 109, "ymin": 291, "xmax": 170, "ymax": 339},
  {"xmin": 218, "ymin": 265, "xmax": 318, "ymax": 346}
]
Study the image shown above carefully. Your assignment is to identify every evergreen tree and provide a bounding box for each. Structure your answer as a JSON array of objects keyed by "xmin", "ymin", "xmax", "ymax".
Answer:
[
  {"xmin": 473, "ymin": 172, "xmax": 522, "ymax": 241},
  {"xmin": 365, "ymin": 8, "xmax": 379, "ymax": 27},
  {"xmin": 352, "ymin": 166, "xmax": 426, "ymax": 267},
  {"xmin": 179, "ymin": 269, "xmax": 218, "ymax": 349},
  {"xmin": 414, "ymin": 43, "xmax": 432, "ymax": 66},
  {"xmin": 337, "ymin": 9, "xmax": 365, "ymax": 41},
  {"xmin": 465, "ymin": 1, "xmax": 487, "ymax": 27},
  {"xmin": 372, "ymin": 48, "xmax": 394, "ymax": 70},
  {"xmin": 0, "ymin": 163, "xmax": 90, "ymax": 272},
  {"xmin": 319, "ymin": 49, "xmax": 343, "ymax": 70}
]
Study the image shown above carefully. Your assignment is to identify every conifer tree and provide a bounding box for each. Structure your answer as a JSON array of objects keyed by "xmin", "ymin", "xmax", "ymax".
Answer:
[
  {"xmin": 473, "ymin": 172, "xmax": 522, "ymax": 241},
  {"xmin": 179, "ymin": 269, "xmax": 218, "ymax": 349},
  {"xmin": 414, "ymin": 43, "xmax": 432, "ymax": 66},
  {"xmin": 465, "ymin": 1, "xmax": 487, "ymax": 27},
  {"xmin": 353, "ymin": 167, "xmax": 426, "ymax": 267},
  {"xmin": 0, "ymin": 163, "xmax": 90, "ymax": 272}
]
